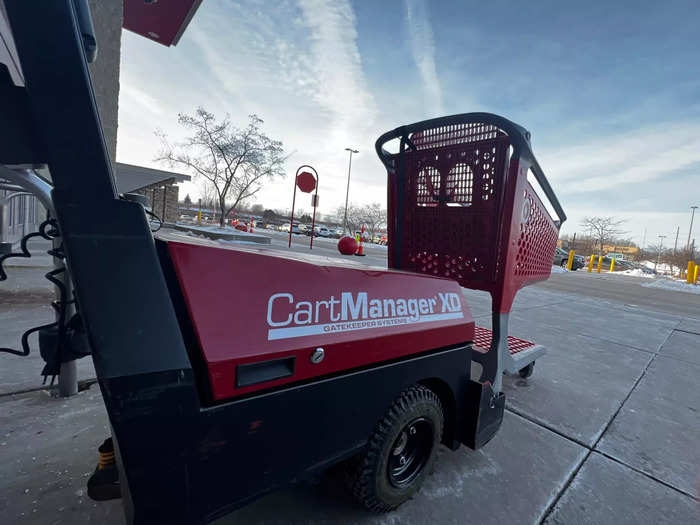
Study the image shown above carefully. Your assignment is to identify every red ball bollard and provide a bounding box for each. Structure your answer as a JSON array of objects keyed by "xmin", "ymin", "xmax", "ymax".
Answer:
[{"xmin": 337, "ymin": 236, "xmax": 358, "ymax": 255}]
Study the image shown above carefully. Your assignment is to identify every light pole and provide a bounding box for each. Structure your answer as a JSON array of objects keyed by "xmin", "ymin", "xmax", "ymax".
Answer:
[
  {"xmin": 343, "ymin": 148, "xmax": 358, "ymax": 234},
  {"xmin": 686, "ymin": 205, "xmax": 698, "ymax": 250}
]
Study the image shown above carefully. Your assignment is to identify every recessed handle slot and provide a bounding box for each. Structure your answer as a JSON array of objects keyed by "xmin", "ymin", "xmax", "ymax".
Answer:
[{"xmin": 236, "ymin": 356, "xmax": 295, "ymax": 387}]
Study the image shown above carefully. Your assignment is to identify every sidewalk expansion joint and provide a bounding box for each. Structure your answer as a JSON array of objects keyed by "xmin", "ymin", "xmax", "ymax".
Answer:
[
  {"xmin": 522, "ymin": 323, "xmax": 680, "ymax": 523},
  {"xmin": 592, "ymin": 450, "xmax": 698, "ymax": 501}
]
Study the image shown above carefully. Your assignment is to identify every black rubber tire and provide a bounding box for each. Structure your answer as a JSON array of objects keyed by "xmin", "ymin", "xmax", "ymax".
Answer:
[
  {"xmin": 519, "ymin": 362, "xmax": 535, "ymax": 378},
  {"xmin": 560, "ymin": 260, "xmax": 567, "ymax": 268},
  {"xmin": 348, "ymin": 385, "xmax": 443, "ymax": 513}
]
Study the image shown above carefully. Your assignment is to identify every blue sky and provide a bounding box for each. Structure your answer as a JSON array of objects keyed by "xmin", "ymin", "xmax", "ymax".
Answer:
[{"xmin": 117, "ymin": 0, "xmax": 700, "ymax": 247}]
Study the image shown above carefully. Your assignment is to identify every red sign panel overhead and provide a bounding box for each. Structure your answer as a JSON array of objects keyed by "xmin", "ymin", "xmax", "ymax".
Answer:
[{"xmin": 123, "ymin": 0, "xmax": 203, "ymax": 47}]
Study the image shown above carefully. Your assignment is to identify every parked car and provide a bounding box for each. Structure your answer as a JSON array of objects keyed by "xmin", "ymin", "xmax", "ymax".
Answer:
[
  {"xmin": 317, "ymin": 227, "xmax": 330, "ymax": 237},
  {"xmin": 571, "ymin": 254, "xmax": 585, "ymax": 270},
  {"xmin": 553, "ymin": 247, "xmax": 568, "ymax": 267},
  {"xmin": 553, "ymin": 248, "xmax": 584, "ymax": 270}
]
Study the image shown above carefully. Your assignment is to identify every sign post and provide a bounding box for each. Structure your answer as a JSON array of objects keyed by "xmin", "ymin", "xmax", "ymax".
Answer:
[{"xmin": 289, "ymin": 165, "xmax": 319, "ymax": 249}]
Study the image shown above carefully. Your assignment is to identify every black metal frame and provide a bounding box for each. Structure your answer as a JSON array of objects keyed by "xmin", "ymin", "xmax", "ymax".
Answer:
[
  {"xmin": 1, "ymin": 2, "xmax": 504, "ymax": 522},
  {"xmin": 375, "ymin": 113, "xmax": 566, "ymax": 225}
]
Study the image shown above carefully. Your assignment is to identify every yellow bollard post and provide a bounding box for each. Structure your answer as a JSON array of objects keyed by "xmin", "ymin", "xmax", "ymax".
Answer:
[
  {"xmin": 587, "ymin": 255, "xmax": 595, "ymax": 273},
  {"xmin": 197, "ymin": 210, "xmax": 202, "ymax": 225},
  {"xmin": 687, "ymin": 261, "xmax": 694, "ymax": 284},
  {"xmin": 610, "ymin": 258, "xmax": 615, "ymax": 272},
  {"xmin": 566, "ymin": 250, "xmax": 575, "ymax": 271},
  {"xmin": 694, "ymin": 264, "xmax": 699, "ymax": 285},
  {"xmin": 596, "ymin": 255, "xmax": 603, "ymax": 273}
]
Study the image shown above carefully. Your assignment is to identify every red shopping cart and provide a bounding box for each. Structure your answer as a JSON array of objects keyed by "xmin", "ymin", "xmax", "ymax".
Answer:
[{"xmin": 376, "ymin": 113, "xmax": 566, "ymax": 391}]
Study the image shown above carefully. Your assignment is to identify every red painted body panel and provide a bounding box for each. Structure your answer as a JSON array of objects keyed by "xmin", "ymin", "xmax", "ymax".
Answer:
[
  {"xmin": 123, "ymin": 0, "xmax": 202, "ymax": 47},
  {"xmin": 162, "ymin": 233, "xmax": 475, "ymax": 401}
]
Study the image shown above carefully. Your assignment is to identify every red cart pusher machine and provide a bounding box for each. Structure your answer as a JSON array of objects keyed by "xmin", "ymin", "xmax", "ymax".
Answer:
[{"xmin": 0, "ymin": 2, "xmax": 566, "ymax": 524}]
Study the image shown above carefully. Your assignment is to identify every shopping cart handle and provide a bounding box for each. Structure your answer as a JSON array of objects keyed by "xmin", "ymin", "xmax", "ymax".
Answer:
[{"xmin": 375, "ymin": 112, "xmax": 566, "ymax": 226}]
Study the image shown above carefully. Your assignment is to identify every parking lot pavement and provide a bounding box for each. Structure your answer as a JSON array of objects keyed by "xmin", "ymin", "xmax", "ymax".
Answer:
[{"xmin": 0, "ymin": 245, "xmax": 698, "ymax": 524}]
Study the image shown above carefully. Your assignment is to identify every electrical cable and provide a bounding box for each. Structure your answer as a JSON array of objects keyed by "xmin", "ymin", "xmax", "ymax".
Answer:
[
  {"xmin": 0, "ymin": 219, "xmax": 70, "ymax": 368},
  {"xmin": 144, "ymin": 209, "xmax": 163, "ymax": 232}
]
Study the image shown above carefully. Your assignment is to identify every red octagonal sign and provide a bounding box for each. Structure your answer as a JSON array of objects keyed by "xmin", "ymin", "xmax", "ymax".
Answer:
[{"xmin": 296, "ymin": 171, "xmax": 316, "ymax": 193}]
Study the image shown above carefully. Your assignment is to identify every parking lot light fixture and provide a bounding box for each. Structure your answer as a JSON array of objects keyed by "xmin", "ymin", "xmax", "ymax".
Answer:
[{"xmin": 343, "ymin": 148, "xmax": 359, "ymax": 234}]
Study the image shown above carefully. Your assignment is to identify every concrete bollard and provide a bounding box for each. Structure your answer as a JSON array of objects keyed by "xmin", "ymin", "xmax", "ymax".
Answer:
[
  {"xmin": 587, "ymin": 255, "xmax": 595, "ymax": 273},
  {"xmin": 609, "ymin": 258, "xmax": 615, "ymax": 272},
  {"xmin": 596, "ymin": 255, "xmax": 603, "ymax": 273},
  {"xmin": 566, "ymin": 250, "xmax": 575, "ymax": 271}
]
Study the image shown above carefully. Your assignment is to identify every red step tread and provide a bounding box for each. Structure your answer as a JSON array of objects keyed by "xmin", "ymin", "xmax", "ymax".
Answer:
[{"xmin": 472, "ymin": 325, "xmax": 536, "ymax": 355}]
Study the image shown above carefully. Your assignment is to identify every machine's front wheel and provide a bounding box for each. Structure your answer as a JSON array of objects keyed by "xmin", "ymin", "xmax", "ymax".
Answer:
[
  {"xmin": 348, "ymin": 385, "xmax": 443, "ymax": 513},
  {"xmin": 519, "ymin": 362, "xmax": 535, "ymax": 378}
]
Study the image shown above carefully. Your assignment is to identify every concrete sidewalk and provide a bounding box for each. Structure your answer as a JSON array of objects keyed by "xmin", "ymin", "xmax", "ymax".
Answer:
[{"xmin": 0, "ymin": 267, "xmax": 698, "ymax": 523}]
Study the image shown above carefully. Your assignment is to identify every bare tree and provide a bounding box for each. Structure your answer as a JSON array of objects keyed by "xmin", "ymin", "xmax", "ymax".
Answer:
[
  {"xmin": 157, "ymin": 109, "xmax": 286, "ymax": 227},
  {"xmin": 359, "ymin": 203, "xmax": 387, "ymax": 240},
  {"xmin": 581, "ymin": 216, "xmax": 627, "ymax": 255},
  {"xmin": 334, "ymin": 203, "xmax": 387, "ymax": 239},
  {"xmin": 335, "ymin": 204, "xmax": 362, "ymax": 234},
  {"xmin": 663, "ymin": 246, "xmax": 697, "ymax": 277}
]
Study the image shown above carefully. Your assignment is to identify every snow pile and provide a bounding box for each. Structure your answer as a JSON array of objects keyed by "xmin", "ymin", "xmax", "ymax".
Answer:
[
  {"xmin": 551, "ymin": 265, "xmax": 569, "ymax": 273},
  {"xmin": 641, "ymin": 260, "xmax": 674, "ymax": 275},
  {"xmin": 642, "ymin": 279, "xmax": 700, "ymax": 295},
  {"xmin": 618, "ymin": 268, "xmax": 655, "ymax": 278}
]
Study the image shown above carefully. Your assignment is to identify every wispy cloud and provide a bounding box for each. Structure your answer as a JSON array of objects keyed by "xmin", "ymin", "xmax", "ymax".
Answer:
[
  {"xmin": 119, "ymin": 82, "xmax": 164, "ymax": 115},
  {"xmin": 541, "ymin": 122, "xmax": 700, "ymax": 194},
  {"xmin": 297, "ymin": 0, "xmax": 377, "ymax": 146},
  {"xmin": 405, "ymin": 0, "xmax": 443, "ymax": 116}
]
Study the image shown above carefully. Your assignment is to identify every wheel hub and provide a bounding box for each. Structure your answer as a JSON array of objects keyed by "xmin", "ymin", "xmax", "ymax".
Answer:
[{"xmin": 387, "ymin": 417, "xmax": 434, "ymax": 488}]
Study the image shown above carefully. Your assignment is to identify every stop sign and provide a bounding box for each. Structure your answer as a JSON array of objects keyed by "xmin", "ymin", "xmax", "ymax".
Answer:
[{"xmin": 296, "ymin": 171, "xmax": 316, "ymax": 193}]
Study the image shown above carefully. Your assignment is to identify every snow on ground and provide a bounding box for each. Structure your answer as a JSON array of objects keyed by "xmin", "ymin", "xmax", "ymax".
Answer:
[
  {"xmin": 551, "ymin": 265, "xmax": 569, "ymax": 273},
  {"xmin": 618, "ymin": 268, "xmax": 655, "ymax": 278},
  {"xmin": 640, "ymin": 260, "xmax": 675, "ymax": 275},
  {"xmin": 642, "ymin": 279, "xmax": 700, "ymax": 295}
]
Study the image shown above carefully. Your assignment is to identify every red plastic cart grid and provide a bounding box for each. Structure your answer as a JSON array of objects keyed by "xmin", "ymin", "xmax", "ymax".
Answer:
[{"xmin": 376, "ymin": 113, "xmax": 566, "ymax": 392}]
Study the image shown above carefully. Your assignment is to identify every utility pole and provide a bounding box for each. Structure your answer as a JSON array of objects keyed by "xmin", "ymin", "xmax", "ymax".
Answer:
[
  {"xmin": 655, "ymin": 235, "xmax": 666, "ymax": 272},
  {"xmin": 641, "ymin": 227, "xmax": 646, "ymax": 249},
  {"xmin": 342, "ymin": 148, "xmax": 358, "ymax": 234},
  {"xmin": 687, "ymin": 206, "xmax": 698, "ymax": 250},
  {"xmin": 674, "ymin": 226, "xmax": 680, "ymax": 252}
]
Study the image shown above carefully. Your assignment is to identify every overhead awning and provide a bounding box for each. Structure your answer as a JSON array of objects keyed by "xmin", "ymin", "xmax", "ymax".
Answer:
[
  {"xmin": 122, "ymin": 0, "xmax": 203, "ymax": 47},
  {"xmin": 114, "ymin": 162, "xmax": 190, "ymax": 194}
]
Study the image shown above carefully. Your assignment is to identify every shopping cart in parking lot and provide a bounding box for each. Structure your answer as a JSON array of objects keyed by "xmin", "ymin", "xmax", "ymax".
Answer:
[{"xmin": 376, "ymin": 113, "xmax": 567, "ymax": 391}]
